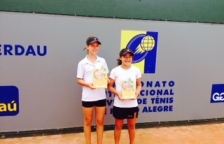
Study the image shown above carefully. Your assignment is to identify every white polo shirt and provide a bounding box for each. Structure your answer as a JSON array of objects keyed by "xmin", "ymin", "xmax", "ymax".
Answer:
[
  {"xmin": 77, "ymin": 56, "xmax": 108, "ymax": 101},
  {"xmin": 109, "ymin": 65, "xmax": 141, "ymax": 108}
]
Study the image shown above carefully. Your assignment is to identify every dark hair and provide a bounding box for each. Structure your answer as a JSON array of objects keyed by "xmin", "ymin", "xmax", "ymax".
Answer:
[
  {"xmin": 117, "ymin": 48, "xmax": 134, "ymax": 65},
  {"xmin": 119, "ymin": 48, "xmax": 134, "ymax": 57},
  {"xmin": 84, "ymin": 36, "xmax": 101, "ymax": 54},
  {"xmin": 86, "ymin": 36, "xmax": 95, "ymax": 46},
  {"xmin": 83, "ymin": 36, "xmax": 95, "ymax": 53},
  {"xmin": 86, "ymin": 36, "xmax": 101, "ymax": 46},
  {"xmin": 117, "ymin": 59, "xmax": 122, "ymax": 65}
]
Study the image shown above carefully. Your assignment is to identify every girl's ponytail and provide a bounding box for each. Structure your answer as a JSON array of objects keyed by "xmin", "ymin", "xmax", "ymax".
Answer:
[{"xmin": 117, "ymin": 59, "xmax": 122, "ymax": 65}]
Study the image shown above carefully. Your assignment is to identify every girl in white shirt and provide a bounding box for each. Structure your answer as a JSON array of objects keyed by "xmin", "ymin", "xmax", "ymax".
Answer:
[
  {"xmin": 77, "ymin": 36, "xmax": 108, "ymax": 144},
  {"xmin": 108, "ymin": 48, "xmax": 142, "ymax": 144}
]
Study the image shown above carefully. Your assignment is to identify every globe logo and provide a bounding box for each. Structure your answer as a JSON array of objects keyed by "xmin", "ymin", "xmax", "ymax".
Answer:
[
  {"xmin": 122, "ymin": 30, "xmax": 158, "ymax": 74},
  {"xmin": 140, "ymin": 36, "xmax": 155, "ymax": 52},
  {"xmin": 127, "ymin": 34, "xmax": 156, "ymax": 63}
]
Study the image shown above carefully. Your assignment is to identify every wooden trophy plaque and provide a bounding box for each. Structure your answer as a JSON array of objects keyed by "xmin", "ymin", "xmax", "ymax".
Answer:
[
  {"xmin": 121, "ymin": 78, "xmax": 136, "ymax": 99},
  {"xmin": 93, "ymin": 67, "xmax": 108, "ymax": 88}
]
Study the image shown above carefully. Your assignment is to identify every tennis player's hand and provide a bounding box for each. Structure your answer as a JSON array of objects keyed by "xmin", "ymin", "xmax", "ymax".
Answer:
[
  {"xmin": 130, "ymin": 93, "xmax": 138, "ymax": 100},
  {"xmin": 107, "ymin": 78, "xmax": 111, "ymax": 84},
  {"xmin": 135, "ymin": 92, "xmax": 140, "ymax": 98},
  {"xmin": 88, "ymin": 84, "xmax": 96, "ymax": 90},
  {"xmin": 117, "ymin": 93, "xmax": 123, "ymax": 101}
]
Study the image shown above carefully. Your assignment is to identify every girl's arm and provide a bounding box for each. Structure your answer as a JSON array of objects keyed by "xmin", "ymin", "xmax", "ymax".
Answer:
[
  {"xmin": 108, "ymin": 78, "xmax": 122, "ymax": 100},
  {"xmin": 77, "ymin": 78, "xmax": 95, "ymax": 90},
  {"xmin": 135, "ymin": 78, "xmax": 142, "ymax": 98}
]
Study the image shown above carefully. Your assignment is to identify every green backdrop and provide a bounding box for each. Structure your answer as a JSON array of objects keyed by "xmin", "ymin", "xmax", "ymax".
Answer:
[{"xmin": 0, "ymin": 0, "xmax": 224, "ymax": 23}]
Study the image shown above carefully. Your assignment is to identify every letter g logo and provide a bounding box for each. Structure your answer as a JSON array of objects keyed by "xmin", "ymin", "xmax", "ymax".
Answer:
[{"xmin": 212, "ymin": 92, "xmax": 224, "ymax": 101}]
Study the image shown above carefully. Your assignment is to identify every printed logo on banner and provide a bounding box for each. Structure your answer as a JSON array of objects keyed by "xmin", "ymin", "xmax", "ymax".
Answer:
[
  {"xmin": 0, "ymin": 86, "xmax": 19, "ymax": 116},
  {"xmin": 105, "ymin": 30, "xmax": 174, "ymax": 116},
  {"xmin": 211, "ymin": 84, "xmax": 224, "ymax": 103},
  {"xmin": 121, "ymin": 30, "xmax": 158, "ymax": 74},
  {"xmin": 0, "ymin": 44, "xmax": 47, "ymax": 56}
]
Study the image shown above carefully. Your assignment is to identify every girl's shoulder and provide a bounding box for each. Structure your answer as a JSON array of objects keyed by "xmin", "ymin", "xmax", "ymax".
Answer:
[
  {"xmin": 111, "ymin": 66, "xmax": 121, "ymax": 72},
  {"xmin": 131, "ymin": 65, "xmax": 140, "ymax": 70},
  {"xmin": 78, "ymin": 57, "xmax": 87, "ymax": 65},
  {"xmin": 97, "ymin": 56, "xmax": 106, "ymax": 62},
  {"xmin": 130, "ymin": 65, "xmax": 141, "ymax": 74}
]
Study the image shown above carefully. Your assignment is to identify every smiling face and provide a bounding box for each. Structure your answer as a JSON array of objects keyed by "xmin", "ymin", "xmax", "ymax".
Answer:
[
  {"xmin": 120, "ymin": 53, "xmax": 133, "ymax": 66},
  {"xmin": 86, "ymin": 42, "xmax": 100, "ymax": 55}
]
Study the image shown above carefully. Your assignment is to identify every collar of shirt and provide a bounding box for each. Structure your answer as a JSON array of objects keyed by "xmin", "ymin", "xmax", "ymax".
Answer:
[{"xmin": 83, "ymin": 56, "xmax": 101, "ymax": 65}]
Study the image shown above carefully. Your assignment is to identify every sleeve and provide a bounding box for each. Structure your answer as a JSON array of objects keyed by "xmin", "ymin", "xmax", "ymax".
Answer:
[
  {"xmin": 109, "ymin": 69, "xmax": 116, "ymax": 80},
  {"xmin": 136, "ymin": 67, "xmax": 142, "ymax": 79},
  {"xmin": 77, "ymin": 62, "xmax": 84, "ymax": 79},
  {"xmin": 102, "ymin": 58, "xmax": 109, "ymax": 73}
]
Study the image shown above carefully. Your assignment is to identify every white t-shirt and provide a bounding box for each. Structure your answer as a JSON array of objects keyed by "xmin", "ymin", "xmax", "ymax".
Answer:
[
  {"xmin": 109, "ymin": 65, "xmax": 141, "ymax": 108},
  {"xmin": 77, "ymin": 56, "xmax": 108, "ymax": 101}
]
